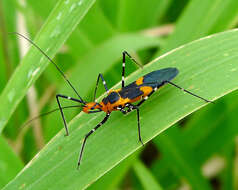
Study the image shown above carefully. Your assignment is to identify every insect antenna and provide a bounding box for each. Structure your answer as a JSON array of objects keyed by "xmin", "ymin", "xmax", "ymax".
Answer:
[
  {"xmin": 21, "ymin": 105, "xmax": 83, "ymax": 130},
  {"xmin": 9, "ymin": 32, "xmax": 86, "ymax": 104}
]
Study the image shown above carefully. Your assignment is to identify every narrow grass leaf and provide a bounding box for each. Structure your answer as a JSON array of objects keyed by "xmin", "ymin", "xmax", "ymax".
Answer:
[
  {"xmin": 0, "ymin": 137, "xmax": 23, "ymax": 188},
  {"xmin": 117, "ymin": 0, "xmax": 166, "ymax": 32},
  {"xmin": 88, "ymin": 152, "xmax": 139, "ymax": 190},
  {"xmin": 133, "ymin": 160, "xmax": 163, "ymax": 190}
]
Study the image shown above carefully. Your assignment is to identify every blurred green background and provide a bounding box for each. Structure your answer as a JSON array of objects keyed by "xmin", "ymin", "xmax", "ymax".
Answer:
[{"xmin": 0, "ymin": 0, "xmax": 238, "ymax": 189}]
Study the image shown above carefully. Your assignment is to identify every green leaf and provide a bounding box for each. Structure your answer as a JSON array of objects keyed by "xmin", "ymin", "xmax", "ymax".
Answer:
[
  {"xmin": 88, "ymin": 151, "xmax": 139, "ymax": 190},
  {"xmin": 0, "ymin": 36, "xmax": 7, "ymax": 92},
  {"xmin": 156, "ymin": 0, "xmax": 238, "ymax": 56},
  {"xmin": 133, "ymin": 160, "xmax": 163, "ymax": 190},
  {"xmin": 0, "ymin": 0, "xmax": 96, "ymax": 133},
  {"xmin": 151, "ymin": 93, "xmax": 238, "ymax": 188},
  {"xmin": 4, "ymin": 29, "xmax": 238, "ymax": 190},
  {"xmin": 154, "ymin": 127, "xmax": 212, "ymax": 190},
  {"xmin": 66, "ymin": 3, "xmax": 116, "ymax": 60},
  {"xmin": 183, "ymin": 94, "xmax": 238, "ymax": 164},
  {"xmin": 116, "ymin": 0, "xmax": 166, "ymax": 32},
  {"xmin": 156, "ymin": 0, "xmax": 173, "ymax": 24},
  {"xmin": 151, "ymin": 158, "xmax": 178, "ymax": 189},
  {"xmin": 0, "ymin": 137, "xmax": 23, "ymax": 188},
  {"xmin": 220, "ymin": 142, "xmax": 235, "ymax": 190}
]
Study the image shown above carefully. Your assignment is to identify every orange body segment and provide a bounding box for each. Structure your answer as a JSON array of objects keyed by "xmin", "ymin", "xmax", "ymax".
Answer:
[
  {"xmin": 135, "ymin": 77, "xmax": 144, "ymax": 85},
  {"xmin": 139, "ymin": 86, "xmax": 153, "ymax": 96},
  {"xmin": 83, "ymin": 102, "xmax": 101, "ymax": 113}
]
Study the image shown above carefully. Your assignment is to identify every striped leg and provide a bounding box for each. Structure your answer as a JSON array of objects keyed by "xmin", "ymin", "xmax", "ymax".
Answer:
[
  {"xmin": 166, "ymin": 81, "xmax": 213, "ymax": 103},
  {"xmin": 93, "ymin": 73, "xmax": 109, "ymax": 101},
  {"xmin": 119, "ymin": 86, "xmax": 159, "ymax": 145},
  {"xmin": 120, "ymin": 104, "xmax": 144, "ymax": 146},
  {"xmin": 119, "ymin": 87, "xmax": 157, "ymax": 145},
  {"xmin": 77, "ymin": 113, "xmax": 110, "ymax": 169},
  {"xmin": 134, "ymin": 106, "xmax": 144, "ymax": 146},
  {"xmin": 56, "ymin": 94, "xmax": 82, "ymax": 136},
  {"xmin": 121, "ymin": 51, "xmax": 143, "ymax": 88}
]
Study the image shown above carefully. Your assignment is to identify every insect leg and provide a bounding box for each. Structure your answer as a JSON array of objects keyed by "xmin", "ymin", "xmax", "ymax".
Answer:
[
  {"xmin": 117, "ymin": 107, "xmax": 127, "ymax": 114},
  {"xmin": 78, "ymin": 113, "xmax": 110, "ymax": 169},
  {"xmin": 120, "ymin": 104, "xmax": 144, "ymax": 146},
  {"xmin": 136, "ymin": 90, "xmax": 156, "ymax": 107},
  {"xmin": 56, "ymin": 94, "xmax": 82, "ymax": 136},
  {"xmin": 166, "ymin": 81, "xmax": 213, "ymax": 103},
  {"xmin": 134, "ymin": 106, "xmax": 144, "ymax": 146},
  {"xmin": 93, "ymin": 73, "xmax": 109, "ymax": 101},
  {"xmin": 121, "ymin": 51, "xmax": 143, "ymax": 88}
]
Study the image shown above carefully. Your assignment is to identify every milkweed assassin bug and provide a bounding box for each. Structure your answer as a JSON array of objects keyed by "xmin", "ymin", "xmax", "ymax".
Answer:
[{"xmin": 12, "ymin": 32, "xmax": 212, "ymax": 169}]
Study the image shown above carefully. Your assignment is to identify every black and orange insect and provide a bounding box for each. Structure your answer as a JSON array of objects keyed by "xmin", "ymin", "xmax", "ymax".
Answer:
[{"xmin": 13, "ymin": 33, "xmax": 212, "ymax": 169}]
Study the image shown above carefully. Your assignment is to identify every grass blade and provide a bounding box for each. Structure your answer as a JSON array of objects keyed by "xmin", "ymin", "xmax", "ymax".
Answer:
[
  {"xmin": 133, "ymin": 160, "xmax": 163, "ymax": 190},
  {"xmin": 0, "ymin": 137, "xmax": 23, "ymax": 188}
]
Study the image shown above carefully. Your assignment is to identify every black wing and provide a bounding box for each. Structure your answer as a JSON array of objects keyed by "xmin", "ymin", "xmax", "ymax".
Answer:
[
  {"xmin": 119, "ymin": 68, "xmax": 179, "ymax": 99},
  {"xmin": 143, "ymin": 68, "xmax": 179, "ymax": 87}
]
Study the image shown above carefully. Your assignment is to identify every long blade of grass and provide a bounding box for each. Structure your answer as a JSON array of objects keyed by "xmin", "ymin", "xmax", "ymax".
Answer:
[
  {"xmin": 3, "ymin": 29, "xmax": 238, "ymax": 190},
  {"xmin": 117, "ymin": 0, "xmax": 167, "ymax": 32},
  {"xmin": 88, "ymin": 151, "xmax": 139, "ymax": 190},
  {"xmin": 0, "ymin": 137, "xmax": 23, "ymax": 188},
  {"xmin": 220, "ymin": 143, "xmax": 235, "ymax": 190},
  {"xmin": 133, "ymin": 160, "xmax": 163, "ymax": 190}
]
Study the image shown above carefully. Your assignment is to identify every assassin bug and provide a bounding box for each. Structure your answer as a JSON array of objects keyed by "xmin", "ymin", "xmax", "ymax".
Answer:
[{"xmin": 13, "ymin": 33, "xmax": 212, "ymax": 169}]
